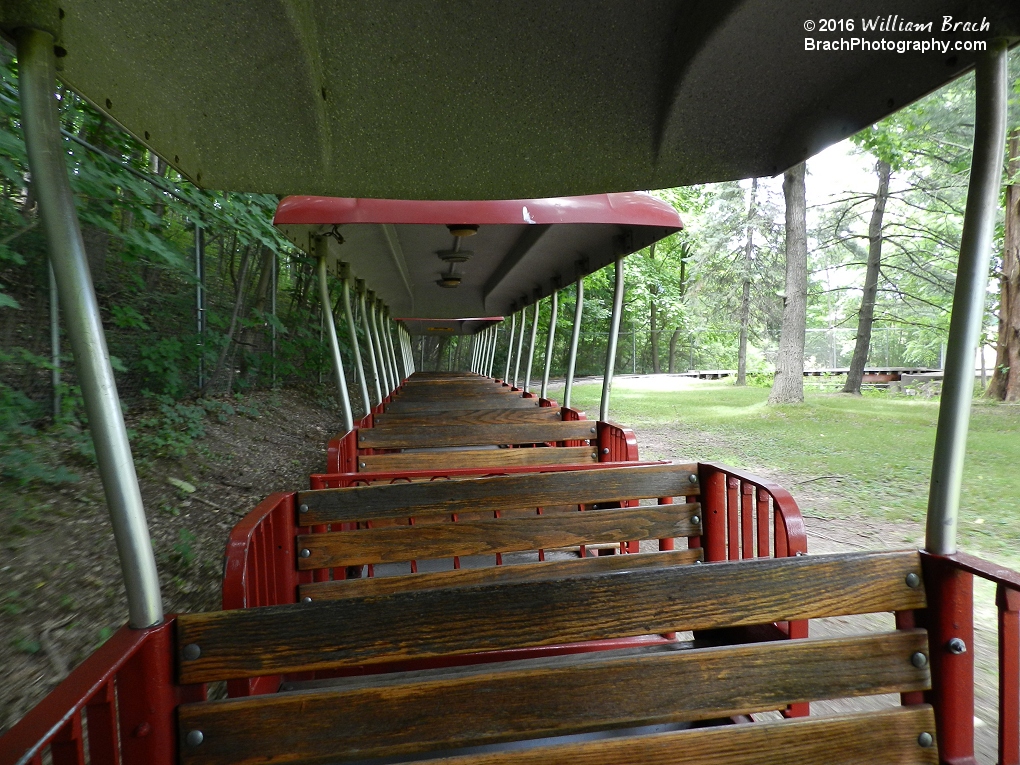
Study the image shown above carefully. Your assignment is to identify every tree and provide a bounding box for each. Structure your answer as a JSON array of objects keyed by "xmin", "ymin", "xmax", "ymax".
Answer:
[
  {"xmin": 987, "ymin": 127, "xmax": 1020, "ymax": 401},
  {"xmin": 769, "ymin": 163, "xmax": 808, "ymax": 404},
  {"xmin": 736, "ymin": 178, "xmax": 758, "ymax": 385},
  {"xmin": 842, "ymin": 160, "xmax": 891, "ymax": 394}
]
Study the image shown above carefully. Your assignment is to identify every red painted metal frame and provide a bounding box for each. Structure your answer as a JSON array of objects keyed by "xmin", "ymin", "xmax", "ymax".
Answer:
[
  {"xmin": 696, "ymin": 461, "xmax": 809, "ymax": 717},
  {"xmin": 919, "ymin": 551, "xmax": 1020, "ymax": 765},
  {"xmin": 274, "ymin": 193, "xmax": 684, "ymax": 230},
  {"xmin": 0, "ymin": 619, "xmax": 201, "ymax": 765}
]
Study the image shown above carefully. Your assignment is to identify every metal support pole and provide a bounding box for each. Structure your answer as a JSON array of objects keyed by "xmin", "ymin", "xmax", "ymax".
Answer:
[
  {"xmin": 48, "ymin": 261, "xmax": 60, "ymax": 419},
  {"xmin": 342, "ymin": 276, "xmax": 371, "ymax": 416},
  {"xmin": 564, "ymin": 278, "xmax": 584, "ymax": 408},
  {"xmin": 471, "ymin": 333, "xmax": 479, "ymax": 373},
  {"xmin": 358, "ymin": 286, "xmax": 383, "ymax": 404},
  {"xmin": 541, "ymin": 291, "xmax": 559, "ymax": 399},
  {"xmin": 926, "ymin": 41, "xmax": 1008, "ymax": 556},
  {"xmin": 378, "ymin": 302, "xmax": 393, "ymax": 388},
  {"xmin": 402, "ymin": 329, "xmax": 414, "ymax": 375},
  {"xmin": 524, "ymin": 301, "xmax": 540, "ymax": 393},
  {"xmin": 195, "ymin": 222, "xmax": 205, "ymax": 390},
  {"xmin": 487, "ymin": 326, "xmax": 499, "ymax": 378},
  {"xmin": 503, "ymin": 312, "xmax": 517, "ymax": 382},
  {"xmin": 18, "ymin": 27, "xmax": 162, "ymax": 628},
  {"xmin": 316, "ymin": 250, "xmax": 354, "ymax": 432},
  {"xmin": 514, "ymin": 305, "xmax": 528, "ymax": 387},
  {"xmin": 368, "ymin": 296, "xmax": 390, "ymax": 395},
  {"xmin": 600, "ymin": 257, "xmax": 626, "ymax": 422},
  {"xmin": 383, "ymin": 308, "xmax": 400, "ymax": 385},
  {"xmin": 270, "ymin": 250, "xmax": 277, "ymax": 388}
]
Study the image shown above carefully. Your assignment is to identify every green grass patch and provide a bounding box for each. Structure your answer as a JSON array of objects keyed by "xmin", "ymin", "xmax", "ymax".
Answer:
[{"xmin": 551, "ymin": 379, "xmax": 1020, "ymax": 564}]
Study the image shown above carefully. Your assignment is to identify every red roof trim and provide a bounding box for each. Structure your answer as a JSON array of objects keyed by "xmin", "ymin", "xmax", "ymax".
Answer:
[{"xmin": 274, "ymin": 193, "xmax": 683, "ymax": 229}]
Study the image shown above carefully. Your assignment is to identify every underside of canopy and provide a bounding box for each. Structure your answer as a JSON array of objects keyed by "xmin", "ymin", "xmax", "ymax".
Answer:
[
  {"xmin": 6, "ymin": 0, "xmax": 1018, "ymax": 200},
  {"xmin": 275, "ymin": 193, "xmax": 683, "ymax": 327}
]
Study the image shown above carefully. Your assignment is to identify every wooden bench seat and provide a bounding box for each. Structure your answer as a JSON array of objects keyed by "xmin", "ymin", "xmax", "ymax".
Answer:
[
  {"xmin": 294, "ymin": 462, "xmax": 701, "ymax": 584},
  {"xmin": 372, "ymin": 406, "xmax": 563, "ymax": 427},
  {"xmin": 176, "ymin": 550, "xmax": 937, "ymax": 765}
]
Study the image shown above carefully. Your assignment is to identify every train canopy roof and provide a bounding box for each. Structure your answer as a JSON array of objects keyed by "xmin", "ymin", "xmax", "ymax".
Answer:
[
  {"xmin": 274, "ymin": 193, "xmax": 683, "ymax": 329},
  {"xmin": 11, "ymin": 0, "xmax": 1018, "ymax": 200}
]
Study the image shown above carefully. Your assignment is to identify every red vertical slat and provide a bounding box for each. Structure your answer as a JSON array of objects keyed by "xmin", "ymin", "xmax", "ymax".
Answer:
[
  {"xmin": 117, "ymin": 624, "xmax": 177, "ymax": 765},
  {"xmin": 85, "ymin": 679, "xmax": 121, "ymax": 765},
  {"xmin": 740, "ymin": 482, "xmax": 753, "ymax": 559},
  {"xmin": 921, "ymin": 557, "xmax": 975, "ymax": 764},
  {"xmin": 774, "ymin": 506, "xmax": 789, "ymax": 558},
  {"xmin": 409, "ymin": 516, "xmax": 418, "ymax": 574},
  {"xmin": 998, "ymin": 584, "xmax": 1020, "ymax": 765},
  {"xmin": 658, "ymin": 496, "xmax": 675, "ymax": 551},
  {"xmin": 49, "ymin": 713, "xmax": 84, "ymax": 765},
  {"xmin": 726, "ymin": 476, "xmax": 739, "ymax": 560},
  {"xmin": 756, "ymin": 491, "xmax": 770, "ymax": 557},
  {"xmin": 494, "ymin": 509, "xmax": 503, "ymax": 566},
  {"xmin": 702, "ymin": 467, "xmax": 726, "ymax": 562}
]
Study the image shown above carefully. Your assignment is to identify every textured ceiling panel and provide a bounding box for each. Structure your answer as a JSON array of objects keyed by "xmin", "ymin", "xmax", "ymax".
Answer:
[{"xmin": 48, "ymin": 0, "xmax": 1019, "ymax": 200}]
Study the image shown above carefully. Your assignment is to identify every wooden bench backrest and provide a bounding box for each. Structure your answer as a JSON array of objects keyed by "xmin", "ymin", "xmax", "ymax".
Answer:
[
  {"xmin": 356, "ymin": 444, "xmax": 596, "ymax": 471},
  {"xmin": 177, "ymin": 550, "xmax": 935, "ymax": 765},
  {"xmin": 372, "ymin": 407, "xmax": 563, "ymax": 427},
  {"xmin": 358, "ymin": 420, "xmax": 596, "ymax": 449},
  {"xmin": 383, "ymin": 396, "xmax": 542, "ymax": 413},
  {"xmin": 297, "ymin": 462, "xmax": 700, "ymax": 524}
]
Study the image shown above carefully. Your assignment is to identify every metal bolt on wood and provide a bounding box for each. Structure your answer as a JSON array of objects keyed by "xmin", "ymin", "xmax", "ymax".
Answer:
[
  {"xmin": 299, "ymin": 548, "xmax": 311, "ymax": 558},
  {"xmin": 186, "ymin": 730, "xmax": 204, "ymax": 747},
  {"xmin": 911, "ymin": 652, "xmax": 928, "ymax": 668},
  {"xmin": 299, "ymin": 504, "xmax": 308, "ymax": 514},
  {"xmin": 183, "ymin": 643, "xmax": 201, "ymax": 660},
  {"xmin": 905, "ymin": 572, "xmax": 921, "ymax": 588}
]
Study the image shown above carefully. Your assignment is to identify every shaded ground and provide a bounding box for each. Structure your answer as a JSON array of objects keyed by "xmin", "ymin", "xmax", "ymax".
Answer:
[{"xmin": 0, "ymin": 388, "xmax": 344, "ymax": 734}]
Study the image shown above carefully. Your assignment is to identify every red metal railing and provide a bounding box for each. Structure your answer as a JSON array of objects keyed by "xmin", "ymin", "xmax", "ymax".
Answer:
[
  {"xmin": 0, "ymin": 619, "xmax": 201, "ymax": 765},
  {"xmin": 919, "ymin": 550, "xmax": 1020, "ymax": 765}
]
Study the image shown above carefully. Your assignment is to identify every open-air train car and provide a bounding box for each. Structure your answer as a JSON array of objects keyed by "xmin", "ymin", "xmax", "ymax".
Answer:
[{"xmin": 0, "ymin": 2, "xmax": 1019, "ymax": 765}]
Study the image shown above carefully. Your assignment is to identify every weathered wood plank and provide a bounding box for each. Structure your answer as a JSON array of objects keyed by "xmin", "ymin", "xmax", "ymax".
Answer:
[
  {"xmin": 359, "ymin": 421, "xmax": 595, "ymax": 449},
  {"xmin": 299, "ymin": 549, "xmax": 703, "ymax": 601},
  {"xmin": 298, "ymin": 463, "xmax": 700, "ymax": 525},
  {"xmin": 297, "ymin": 504, "xmax": 700, "ymax": 568},
  {"xmin": 177, "ymin": 632, "xmax": 931, "ymax": 765},
  {"xmin": 176, "ymin": 550, "xmax": 927, "ymax": 683},
  {"xmin": 373, "ymin": 408, "xmax": 563, "ymax": 427},
  {"xmin": 358, "ymin": 445, "xmax": 596, "ymax": 472},
  {"xmin": 383, "ymin": 397, "xmax": 541, "ymax": 412}
]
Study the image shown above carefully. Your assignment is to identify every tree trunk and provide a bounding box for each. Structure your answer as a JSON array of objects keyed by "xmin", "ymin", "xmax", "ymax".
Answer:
[
  {"xmin": 736, "ymin": 178, "xmax": 758, "ymax": 385},
  {"xmin": 769, "ymin": 163, "xmax": 808, "ymax": 404},
  {"xmin": 204, "ymin": 244, "xmax": 252, "ymax": 394},
  {"xmin": 650, "ymin": 301, "xmax": 660, "ymax": 373},
  {"xmin": 987, "ymin": 127, "xmax": 1020, "ymax": 402},
  {"xmin": 668, "ymin": 328, "xmax": 681, "ymax": 373},
  {"xmin": 842, "ymin": 160, "xmax": 891, "ymax": 394}
]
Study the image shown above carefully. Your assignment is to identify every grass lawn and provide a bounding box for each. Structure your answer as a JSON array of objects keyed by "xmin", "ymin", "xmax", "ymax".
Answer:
[{"xmin": 549, "ymin": 377, "xmax": 1020, "ymax": 565}]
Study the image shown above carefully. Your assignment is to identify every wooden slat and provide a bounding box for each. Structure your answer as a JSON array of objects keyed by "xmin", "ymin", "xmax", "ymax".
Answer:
[
  {"xmin": 373, "ymin": 408, "xmax": 563, "ymax": 427},
  {"xmin": 178, "ymin": 632, "xmax": 931, "ymax": 765},
  {"xmin": 358, "ymin": 445, "xmax": 595, "ymax": 472},
  {"xmin": 300, "ymin": 549, "xmax": 702, "ymax": 601},
  {"xmin": 360, "ymin": 421, "xmax": 595, "ymax": 449},
  {"xmin": 383, "ymin": 397, "xmax": 542, "ymax": 412},
  {"xmin": 176, "ymin": 550, "xmax": 926, "ymax": 683},
  {"xmin": 297, "ymin": 504, "xmax": 700, "ymax": 568},
  {"xmin": 299, "ymin": 463, "xmax": 700, "ymax": 525}
]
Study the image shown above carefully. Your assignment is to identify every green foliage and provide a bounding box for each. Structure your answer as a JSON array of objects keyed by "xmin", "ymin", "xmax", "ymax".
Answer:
[{"xmin": 172, "ymin": 528, "xmax": 197, "ymax": 568}]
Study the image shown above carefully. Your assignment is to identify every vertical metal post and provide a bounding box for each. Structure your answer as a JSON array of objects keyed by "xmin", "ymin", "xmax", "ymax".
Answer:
[
  {"xmin": 383, "ymin": 308, "xmax": 400, "ymax": 385},
  {"xmin": 503, "ymin": 312, "xmax": 517, "ymax": 382},
  {"xmin": 471, "ymin": 333, "xmax": 480, "ymax": 373},
  {"xmin": 378, "ymin": 302, "xmax": 394, "ymax": 388},
  {"xmin": 18, "ymin": 27, "xmax": 162, "ymax": 628},
  {"xmin": 514, "ymin": 305, "xmax": 528, "ymax": 387},
  {"xmin": 358, "ymin": 286, "xmax": 383, "ymax": 404},
  {"xmin": 926, "ymin": 41, "xmax": 1008, "ymax": 555},
  {"xmin": 368, "ymin": 296, "xmax": 390, "ymax": 395},
  {"xmin": 316, "ymin": 248, "xmax": 354, "ymax": 432},
  {"xmin": 600, "ymin": 257, "xmax": 625, "ymax": 422},
  {"xmin": 342, "ymin": 275, "xmax": 371, "ymax": 416},
  {"xmin": 48, "ymin": 261, "xmax": 60, "ymax": 419},
  {"xmin": 195, "ymin": 222, "xmax": 205, "ymax": 390},
  {"xmin": 524, "ymin": 301, "xmax": 540, "ymax": 393},
  {"xmin": 564, "ymin": 278, "xmax": 584, "ymax": 408},
  {"xmin": 402, "ymin": 328, "xmax": 414, "ymax": 375},
  {"xmin": 541, "ymin": 291, "xmax": 559, "ymax": 399},
  {"xmin": 270, "ymin": 250, "xmax": 277, "ymax": 388},
  {"xmin": 487, "ymin": 326, "xmax": 499, "ymax": 378}
]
